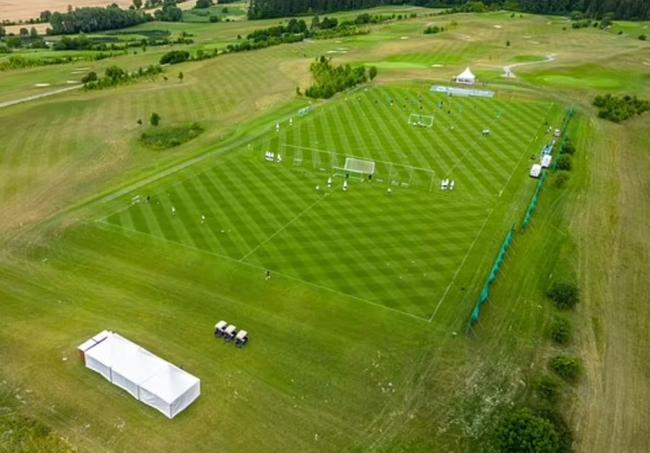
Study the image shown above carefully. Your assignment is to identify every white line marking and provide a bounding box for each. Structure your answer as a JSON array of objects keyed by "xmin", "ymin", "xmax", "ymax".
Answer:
[
  {"xmin": 96, "ymin": 220, "xmax": 430, "ymax": 323},
  {"xmin": 428, "ymin": 207, "xmax": 495, "ymax": 323},
  {"xmin": 239, "ymin": 193, "xmax": 329, "ymax": 261}
]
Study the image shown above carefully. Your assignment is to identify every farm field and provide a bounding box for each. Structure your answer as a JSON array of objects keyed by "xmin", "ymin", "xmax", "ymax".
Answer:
[{"xmin": 0, "ymin": 5, "xmax": 649, "ymax": 453}]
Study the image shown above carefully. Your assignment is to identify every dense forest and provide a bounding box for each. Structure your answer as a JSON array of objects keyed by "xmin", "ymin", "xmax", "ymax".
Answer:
[
  {"xmin": 248, "ymin": 0, "xmax": 650, "ymax": 20},
  {"xmin": 49, "ymin": 6, "xmax": 151, "ymax": 34}
]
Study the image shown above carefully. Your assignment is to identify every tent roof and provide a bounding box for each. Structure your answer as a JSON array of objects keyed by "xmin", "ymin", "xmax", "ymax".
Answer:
[
  {"xmin": 139, "ymin": 363, "xmax": 199, "ymax": 404},
  {"xmin": 457, "ymin": 67, "xmax": 476, "ymax": 79},
  {"xmin": 82, "ymin": 332, "xmax": 199, "ymax": 404}
]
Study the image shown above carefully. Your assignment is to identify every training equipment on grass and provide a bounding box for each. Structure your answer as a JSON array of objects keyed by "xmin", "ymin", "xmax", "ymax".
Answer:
[
  {"xmin": 333, "ymin": 157, "xmax": 376, "ymax": 181},
  {"xmin": 408, "ymin": 113, "xmax": 434, "ymax": 128},
  {"xmin": 78, "ymin": 331, "xmax": 200, "ymax": 419},
  {"xmin": 529, "ymin": 164, "xmax": 542, "ymax": 178},
  {"xmin": 298, "ymin": 106, "xmax": 312, "ymax": 117},
  {"xmin": 265, "ymin": 151, "xmax": 275, "ymax": 162},
  {"xmin": 431, "ymin": 85, "xmax": 495, "ymax": 98},
  {"xmin": 541, "ymin": 154, "xmax": 552, "ymax": 168},
  {"xmin": 482, "ymin": 129, "xmax": 491, "ymax": 136}
]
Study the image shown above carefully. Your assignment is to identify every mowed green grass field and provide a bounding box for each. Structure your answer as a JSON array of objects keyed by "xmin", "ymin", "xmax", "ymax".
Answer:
[
  {"xmin": 100, "ymin": 86, "xmax": 558, "ymax": 320},
  {"xmin": 1, "ymin": 7, "xmax": 649, "ymax": 453}
]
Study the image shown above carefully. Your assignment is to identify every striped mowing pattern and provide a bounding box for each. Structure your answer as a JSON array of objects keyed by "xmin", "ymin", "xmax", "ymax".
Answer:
[{"xmin": 104, "ymin": 87, "xmax": 553, "ymax": 319}]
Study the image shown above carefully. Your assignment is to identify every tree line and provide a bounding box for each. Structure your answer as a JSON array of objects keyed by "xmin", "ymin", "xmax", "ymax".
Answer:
[{"xmin": 248, "ymin": 0, "xmax": 650, "ymax": 20}]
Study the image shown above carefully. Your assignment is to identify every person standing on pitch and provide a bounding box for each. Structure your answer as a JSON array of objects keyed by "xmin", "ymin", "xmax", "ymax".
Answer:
[{"xmin": 172, "ymin": 206, "xmax": 176, "ymax": 216}]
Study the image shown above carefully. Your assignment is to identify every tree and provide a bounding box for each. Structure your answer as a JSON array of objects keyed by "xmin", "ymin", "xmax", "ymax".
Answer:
[
  {"xmin": 368, "ymin": 65, "xmax": 378, "ymax": 80},
  {"xmin": 535, "ymin": 375, "xmax": 560, "ymax": 404},
  {"xmin": 105, "ymin": 65, "xmax": 126, "ymax": 81},
  {"xmin": 20, "ymin": 27, "xmax": 29, "ymax": 36},
  {"xmin": 0, "ymin": 26, "xmax": 5, "ymax": 38},
  {"xmin": 548, "ymin": 317, "xmax": 572, "ymax": 344},
  {"xmin": 160, "ymin": 50, "xmax": 190, "ymax": 64},
  {"xmin": 195, "ymin": 0, "xmax": 213, "ymax": 8},
  {"xmin": 640, "ymin": 34, "xmax": 647, "ymax": 41},
  {"xmin": 150, "ymin": 112, "xmax": 161, "ymax": 126},
  {"xmin": 39, "ymin": 10, "xmax": 52, "ymax": 22},
  {"xmin": 547, "ymin": 282, "xmax": 579, "ymax": 309},
  {"xmin": 494, "ymin": 408, "xmax": 560, "ymax": 453},
  {"xmin": 556, "ymin": 155, "xmax": 572, "ymax": 171},
  {"xmin": 549, "ymin": 356, "xmax": 582, "ymax": 382},
  {"xmin": 178, "ymin": 71, "xmax": 184, "ymax": 81},
  {"xmin": 133, "ymin": 0, "xmax": 143, "ymax": 9},
  {"xmin": 30, "ymin": 27, "xmax": 39, "ymax": 38},
  {"xmin": 81, "ymin": 71, "xmax": 98, "ymax": 83},
  {"xmin": 209, "ymin": 15, "xmax": 220, "ymax": 22}
]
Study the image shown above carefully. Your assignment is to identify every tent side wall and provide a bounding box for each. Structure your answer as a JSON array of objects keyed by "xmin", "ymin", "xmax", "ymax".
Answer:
[
  {"xmin": 138, "ymin": 386, "xmax": 173, "ymax": 419},
  {"xmin": 85, "ymin": 355, "xmax": 112, "ymax": 381},
  {"xmin": 170, "ymin": 381, "xmax": 201, "ymax": 419},
  {"xmin": 111, "ymin": 371, "xmax": 140, "ymax": 399}
]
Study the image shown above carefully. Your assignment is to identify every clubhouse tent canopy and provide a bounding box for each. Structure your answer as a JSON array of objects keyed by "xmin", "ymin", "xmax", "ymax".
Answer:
[
  {"xmin": 455, "ymin": 67, "xmax": 476, "ymax": 85},
  {"xmin": 79, "ymin": 331, "xmax": 200, "ymax": 419}
]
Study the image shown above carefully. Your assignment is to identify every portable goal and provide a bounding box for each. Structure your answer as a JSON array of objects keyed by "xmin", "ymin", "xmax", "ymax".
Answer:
[
  {"xmin": 408, "ymin": 114, "xmax": 434, "ymax": 128},
  {"xmin": 333, "ymin": 157, "xmax": 376, "ymax": 181}
]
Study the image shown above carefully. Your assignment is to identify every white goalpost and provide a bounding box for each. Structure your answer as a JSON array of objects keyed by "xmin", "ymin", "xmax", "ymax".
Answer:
[
  {"xmin": 408, "ymin": 113, "xmax": 434, "ymax": 128},
  {"xmin": 333, "ymin": 157, "xmax": 376, "ymax": 181}
]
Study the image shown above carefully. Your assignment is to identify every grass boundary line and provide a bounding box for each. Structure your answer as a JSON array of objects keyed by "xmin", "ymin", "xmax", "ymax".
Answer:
[{"xmin": 95, "ymin": 219, "xmax": 430, "ymax": 323}]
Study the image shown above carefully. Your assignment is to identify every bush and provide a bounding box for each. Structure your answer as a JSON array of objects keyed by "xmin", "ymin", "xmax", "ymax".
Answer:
[
  {"xmin": 150, "ymin": 112, "xmax": 161, "ymax": 126},
  {"xmin": 593, "ymin": 93, "xmax": 650, "ymax": 123},
  {"xmin": 549, "ymin": 317, "xmax": 572, "ymax": 345},
  {"xmin": 553, "ymin": 172, "xmax": 570, "ymax": 188},
  {"xmin": 81, "ymin": 71, "xmax": 98, "ymax": 83},
  {"xmin": 209, "ymin": 15, "xmax": 220, "ymax": 22},
  {"xmin": 560, "ymin": 141, "xmax": 576, "ymax": 155},
  {"xmin": 639, "ymin": 34, "xmax": 647, "ymax": 41},
  {"xmin": 195, "ymin": 0, "xmax": 213, "ymax": 8},
  {"xmin": 160, "ymin": 50, "xmax": 190, "ymax": 65},
  {"xmin": 140, "ymin": 122, "xmax": 204, "ymax": 149},
  {"xmin": 556, "ymin": 154, "xmax": 572, "ymax": 171},
  {"xmin": 549, "ymin": 355, "xmax": 582, "ymax": 382},
  {"xmin": 424, "ymin": 25, "xmax": 442, "ymax": 34},
  {"xmin": 535, "ymin": 375, "xmax": 561, "ymax": 404},
  {"xmin": 493, "ymin": 408, "xmax": 560, "ymax": 453},
  {"xmin": 547, "ymin": 282, "xmax": 579, "ymax": 309}
]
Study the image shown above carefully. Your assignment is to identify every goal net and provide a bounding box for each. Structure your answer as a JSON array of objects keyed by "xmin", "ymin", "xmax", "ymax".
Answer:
[
  {"xmin": 332, "ymin": 157, "xmax": 376, "ymax": 181},
  {"xmin": 408, "ymin": 113, "xmax": 434, "ymax": 128}
]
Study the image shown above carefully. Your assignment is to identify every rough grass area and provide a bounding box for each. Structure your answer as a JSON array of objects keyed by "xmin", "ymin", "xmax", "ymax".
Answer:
[{"xmin": 140, "ymin": 123, "xmax": 204, "ymax": 150}]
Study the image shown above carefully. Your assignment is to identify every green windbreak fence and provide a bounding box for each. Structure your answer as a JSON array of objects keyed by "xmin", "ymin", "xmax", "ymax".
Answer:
[
  {"xmin": 521, "ymin": 107, "xmax": 575, "ymax": 230},
  {"xmin": 521, "ymin": 172, "xmax": 546, "ymax": 229},
  {"xmin": 468, "ymin": 227, "xmax": 515, "ymax": 329}
]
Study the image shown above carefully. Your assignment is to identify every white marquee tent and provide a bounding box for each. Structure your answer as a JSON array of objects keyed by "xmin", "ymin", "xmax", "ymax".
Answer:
[
  {"xmin": 455, "ymin": 67, "xmax": 476, "ymax": 85},
  {"xmin": 79, "ymin": 331, "xmax": 200, "ymax": 419}
]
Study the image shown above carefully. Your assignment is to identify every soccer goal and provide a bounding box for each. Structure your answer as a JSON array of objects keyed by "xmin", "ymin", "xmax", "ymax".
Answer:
[
  {"xmin": 408, "ymin": 113, "xmax": 434, "ymax": 128},
  {"xmin": 333, "ymin": 157, "xmax": 376, "ymax": 181}
]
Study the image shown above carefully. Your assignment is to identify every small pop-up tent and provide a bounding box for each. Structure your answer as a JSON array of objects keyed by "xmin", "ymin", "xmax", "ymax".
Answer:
[
  {"xmin": 455, "ymin": 67, "xmax": 476, "ymax": 85},
  {"xmin": 78, "ymin": 331, "xmax": 200, "ymax": 419}
]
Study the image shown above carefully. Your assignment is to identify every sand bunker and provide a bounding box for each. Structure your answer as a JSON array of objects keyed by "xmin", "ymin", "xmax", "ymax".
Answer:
[{"xmin": 35, "ymin": 83, "xmax": 51, "ymax": 87}]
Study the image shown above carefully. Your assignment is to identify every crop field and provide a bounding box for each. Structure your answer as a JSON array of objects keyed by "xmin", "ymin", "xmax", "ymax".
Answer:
[
  {"xmin": 100, "ymin": 87, "xmax": 558, "ymax": 320},
  {"xmin": 1, "ymin": 5, "xmax": 649, "ymax": 453}
]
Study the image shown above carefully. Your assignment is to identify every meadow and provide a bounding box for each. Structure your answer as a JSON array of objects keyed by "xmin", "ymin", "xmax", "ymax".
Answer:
[{"xmin": 0, "ymin": 6, "xmax": 649, "ymax": 453}]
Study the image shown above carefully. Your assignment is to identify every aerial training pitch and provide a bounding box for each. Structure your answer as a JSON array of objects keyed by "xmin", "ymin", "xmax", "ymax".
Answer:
[{"xmin": 100, "ymin": 86, "xmax": 560, "ymax": 321}]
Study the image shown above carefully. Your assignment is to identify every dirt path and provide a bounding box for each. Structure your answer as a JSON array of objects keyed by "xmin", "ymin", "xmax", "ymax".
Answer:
[
  {"xmin": 0, "ymin": 85, "xmax": 83, "ymax": 110},
  {"xmin": 503, "ymin": 54, "xmax": 557, "ymax": 78}
]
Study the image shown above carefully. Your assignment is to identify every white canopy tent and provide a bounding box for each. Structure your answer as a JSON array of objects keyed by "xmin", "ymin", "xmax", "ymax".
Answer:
[
  {"xmin": 455, "ymin": 67, "xmax": 476, "ymax": 85},
  {"xmin": 79, "ymin": 331, "xmax": 200, "ymax": 419}
]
